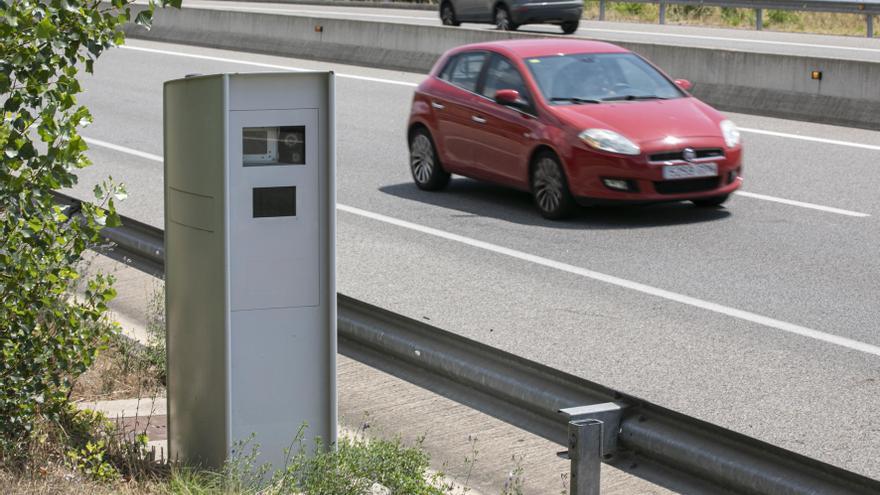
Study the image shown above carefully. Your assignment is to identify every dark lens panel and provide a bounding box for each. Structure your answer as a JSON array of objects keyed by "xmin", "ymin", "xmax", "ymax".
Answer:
[{"xmin": 253, "ymin": 186, "xmax": 296, "ymax": 218}]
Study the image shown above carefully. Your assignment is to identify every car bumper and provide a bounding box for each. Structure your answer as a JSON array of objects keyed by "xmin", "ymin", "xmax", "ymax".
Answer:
[
  {"xmin": 511, "ymin": 1, "xmax": 583, "ymax": 24},
  {"xmin": 565, "ymin": 141, "xmax": 743, "ymax": 204}
]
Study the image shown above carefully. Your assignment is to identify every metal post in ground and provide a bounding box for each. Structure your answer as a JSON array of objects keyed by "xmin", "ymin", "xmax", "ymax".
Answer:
[
  {"xmin": 569, "ymin": 419, "xmax": 603, "ymax": 495},
  {"xmin": 559, "ymin": 403, "xmax": 625, "ymax": 495},
  {"xmin": 868, "ymin": 14, "xmax": 875, "ymax": 38},
  {"xmin": 599, "ymin": 0, "xmax": 606, "ymax": 21},
  {"xmin": 755, "ymin": 9, "xmax": 763, "ymax": 30},
  {"xmin": 659, "ymin": 0, "xmax": 667, "ymax": 24}
]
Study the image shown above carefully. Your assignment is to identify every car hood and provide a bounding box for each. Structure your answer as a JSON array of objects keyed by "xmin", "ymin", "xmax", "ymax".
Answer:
[{"xmin": 551, "ymin": 97, "xmax": 722, "ymax": 144}]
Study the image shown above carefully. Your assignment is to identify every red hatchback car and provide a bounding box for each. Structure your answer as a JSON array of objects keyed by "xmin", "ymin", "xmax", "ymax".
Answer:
[{"xmin": 407, "ymin": 39, "xmax": 743, "ymax": 219}]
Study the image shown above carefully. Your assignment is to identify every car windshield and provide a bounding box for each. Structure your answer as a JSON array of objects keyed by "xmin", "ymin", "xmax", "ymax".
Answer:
[{"xmin": 525, "ymin": 52, "xmax": 684, "ymax": 104}]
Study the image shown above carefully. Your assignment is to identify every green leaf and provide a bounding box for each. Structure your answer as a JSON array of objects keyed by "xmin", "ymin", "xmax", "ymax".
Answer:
[
  {"xmin": 36, "ymin": 17, "xmax": 58, "ymax": 39},
  {"xmin": 105, "ymin": 210, "xmax": 122, "ymax": 228},
  {"xmin": 134, "ymin": 10, "xmax": 153, "ymax": 28}
]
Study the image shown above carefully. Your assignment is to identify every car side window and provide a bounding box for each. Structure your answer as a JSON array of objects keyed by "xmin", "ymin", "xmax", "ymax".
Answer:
[
  {"xmin": 438, "ymin": 55, "xmax": 458, "ymax": 81},
  {"xmin": 446, "ymin": 52, "xmax": 487, "ymax": 93},
  {"xmin": 481, "ymin": 55, "xmax": 533, "ymax": 110}
]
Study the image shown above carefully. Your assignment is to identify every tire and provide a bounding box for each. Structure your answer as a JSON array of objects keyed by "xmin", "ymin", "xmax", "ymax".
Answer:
[
  {"xmin": 409, "ymin": 128, "xmax": 450, "ymax": 191},
  {"xmin": 531, "ymin": 152, "xmax": 576, "ymax": 219},
  {"xmin": 691, "ymin": 194, "xmax": 730, "ymax": 207},
  {"xmin": 561, "ymin": 20, "xmax": 579, "ymax": 34},
  {"xmin": 494, "ymin": 5, "xmax": 518, "ymax": 31},
  {"xmin": 440, "ymin": 2, "xmax": 460, "ymax": 26}
]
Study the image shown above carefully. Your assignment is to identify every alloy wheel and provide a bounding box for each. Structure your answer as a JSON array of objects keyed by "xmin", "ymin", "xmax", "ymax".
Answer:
[
  {"xmin": 410, "ymin": 134, "xmax": 435, "ymax": 184},
  {"xmin": 495, "ymin": 7, "xmax": 510, "ymax": 30},
  {"xmin": 533, "ymin": 157, "xmax": 564, "ymax": 213},
  {"xmin": 441, "ymin": 4, "xmax": 455, "ymax": 25}
]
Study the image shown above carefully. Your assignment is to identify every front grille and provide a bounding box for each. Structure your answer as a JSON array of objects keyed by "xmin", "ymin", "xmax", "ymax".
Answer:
[
  {"xmin": 649, "ymin": 148, "xmax": 724, "ymax": 162},
  {"xmin": 654, "ymin": 177, "xmax": 720, "ymax": 195}
]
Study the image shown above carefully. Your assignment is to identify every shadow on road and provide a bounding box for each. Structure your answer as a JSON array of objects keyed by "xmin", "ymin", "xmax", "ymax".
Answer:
[{"xmin": 379, "ymin": 178, "xmax": 732, "ymax": 230}]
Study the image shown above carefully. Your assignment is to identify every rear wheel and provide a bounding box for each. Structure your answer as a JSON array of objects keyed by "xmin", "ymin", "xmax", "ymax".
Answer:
[
  {"xmin": 531, "ymin": 152, "xmax": 576, "ymax": 219},
  {"xmin": 494, "ymin": 5, "xmax": 518, "ymax": 31},
  {"xmin": 561, "ymin": 20, "xmax": 579, "ymax": 34},
  {"xmin": 440, "ymin": 2, "xmax": 460, "ymax": 26},
  {"xmin": 409, "ymin": 128, "xmax": 450, "ymax": 191},
  {"xmin": 691, "ymin": 194, "xmax": 730, "ymax": 207}
]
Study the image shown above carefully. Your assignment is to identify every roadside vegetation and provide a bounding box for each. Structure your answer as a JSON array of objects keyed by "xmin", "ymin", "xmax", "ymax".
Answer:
[{"xmin": 586, "ymin": 2, "xmax": 876, "ymax": 37}]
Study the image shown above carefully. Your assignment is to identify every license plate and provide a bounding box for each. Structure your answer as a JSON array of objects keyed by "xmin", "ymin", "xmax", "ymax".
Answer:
[{"xmin": 662, "ymin": 163, "xmax": 718, "ymax": 180}]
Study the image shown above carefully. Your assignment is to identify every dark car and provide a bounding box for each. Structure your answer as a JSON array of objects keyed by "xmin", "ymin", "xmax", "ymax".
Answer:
[
  {"xmin": 407, "ymin": 39, "xmax": 743, "ymax": 219},
  {"xmin": 440, "ymin": 0, "xmax": 583, "ymax": 34}
]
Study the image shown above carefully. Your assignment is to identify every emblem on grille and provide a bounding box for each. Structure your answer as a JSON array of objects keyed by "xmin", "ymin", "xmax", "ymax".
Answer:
[{"xmin": 682, "ymin": 148, "xmax": 697, "ymax": 162}]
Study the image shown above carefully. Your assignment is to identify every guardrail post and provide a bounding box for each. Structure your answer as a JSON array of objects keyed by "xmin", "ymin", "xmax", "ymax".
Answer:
[
  {"xmin": 559, "ymin": 403, "xmax": 625, "ymax": 495},
  {"xmin": 755, "ymin": 9, "xmax": 763, "ymax": 30},
  {"xmin": 659, "ymin": 1, "xmax": 667, "ymax": 24},
  {"xmin": 599, "ymin": 0, "xmax": 606, "ymax": 21},
  {"xmin": 569, "ymin": 420, "xmax": 603, "ymax": 495},
  {"xmin": 868, "ymin": 14, "xmax": 875, "ymax": 38}
]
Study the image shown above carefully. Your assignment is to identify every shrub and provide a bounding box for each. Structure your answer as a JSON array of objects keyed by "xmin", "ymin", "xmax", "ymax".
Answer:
[
  {"xmin": 0, "ymin": 0, "xmax": 179, "ymax": 468},
  {"xmin": 612, "ymin": 2, "xmax": 647, "ymax": 16}
]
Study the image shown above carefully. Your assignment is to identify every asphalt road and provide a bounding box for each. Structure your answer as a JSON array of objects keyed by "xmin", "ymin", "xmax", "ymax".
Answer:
[
  {"xmin": 178, "ymin": 0, "xmax": 880, "ymax": 61},
  {"xmin": 69, "ymin": 39, "xmax": 880, "ymax": 480}
]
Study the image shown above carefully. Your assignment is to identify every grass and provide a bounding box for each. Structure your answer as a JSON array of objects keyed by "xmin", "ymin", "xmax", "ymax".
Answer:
[
  {"xmin": 0, "ymin": 431, "xmax": 497, "ymax": 495},
  {"xmin": 69, "ymin": 334, "xmax": 165, "ymax": 402},
  {"xmin": 581, "ymin": 2, "xmax": 876, "ymax": 37}
]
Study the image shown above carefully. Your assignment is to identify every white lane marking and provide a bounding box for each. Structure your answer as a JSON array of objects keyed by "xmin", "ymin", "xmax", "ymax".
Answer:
[
  {"xmin": 734, "ymin": 191, "xmax": 869, "ymax": 217},
  {"xmin": 84, "ymin": 137, "xmax": 163, "ymax": 162},
  {"xmin": 338, "ymin": 203, "xmax": 880, "ymax": 357},
  {"xmin": 82, "ymin": 136, "xmax": 880, "ymax": 355},
  {"xmin": 740, "ymin": 127, "xmax": 880, "ymax": 152},
  {"xmin": 119, "ymin": 45, "xmax": 418, "ymax": 88}
]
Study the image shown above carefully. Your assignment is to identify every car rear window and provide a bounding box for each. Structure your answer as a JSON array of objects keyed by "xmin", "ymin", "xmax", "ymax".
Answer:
[{"xmin": 440, "ymin": 51, "xmax": 487, "ymax": 93}]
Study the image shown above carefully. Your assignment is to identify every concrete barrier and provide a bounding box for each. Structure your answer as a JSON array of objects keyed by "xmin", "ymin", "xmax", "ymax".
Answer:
[{"xmin": 128, "ymin": 7, "xmax": 880, "ymax": 129}]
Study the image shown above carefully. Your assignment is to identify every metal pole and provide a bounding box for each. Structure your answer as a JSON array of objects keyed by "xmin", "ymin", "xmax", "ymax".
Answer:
[
  {"xmin": 755, "ymin": 9, "xmax": 763, "ymax": 30},
  {"xmin": 569, "ymin": 419, "xmax": 603, "ymax": 495},
  {"xmin": 868, "ymin": 14, "xmax": 875, "ymax": 38},
  {"xmin": 599, "ymin": 0, "xmax": 606, "ymax": 21},
  {"xmin": 659, "ymin": 1, "xmax": 666, "ymax": 24}
]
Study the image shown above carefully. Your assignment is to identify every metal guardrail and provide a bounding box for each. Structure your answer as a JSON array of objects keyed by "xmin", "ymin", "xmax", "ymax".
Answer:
[{"xmin": 56, "ymin": 191, "xmax": 880, "ymax": 494}]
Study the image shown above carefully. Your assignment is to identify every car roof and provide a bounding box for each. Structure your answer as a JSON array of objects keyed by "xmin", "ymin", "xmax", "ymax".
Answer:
[{"xmin": 450, "ymin": 39, "xmax": 630, "ymax": 59}]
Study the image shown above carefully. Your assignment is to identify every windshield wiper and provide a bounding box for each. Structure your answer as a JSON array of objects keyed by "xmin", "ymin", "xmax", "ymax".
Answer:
[
  {"xmin": 550, "ymin": 97, "xmax": 602, "ymax": 104},
  {"xmin": 602, "ymin": 95, "xmax": 668, "ymax": 102}
]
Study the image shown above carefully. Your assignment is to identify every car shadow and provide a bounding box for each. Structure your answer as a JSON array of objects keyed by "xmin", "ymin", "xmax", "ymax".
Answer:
[{"xmin": 379, "ymin": 178, "xmax": 732, "ymax": 230}]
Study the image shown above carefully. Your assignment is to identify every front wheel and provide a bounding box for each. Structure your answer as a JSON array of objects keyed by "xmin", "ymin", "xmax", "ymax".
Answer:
[
  {"xmin": 531, "ymin": 152, "xmax": 576, "ymax": 219},
  {"xmin": 561, "ymin": 20, "xmax": 579, "ymax": 34},
  {"xmin": 409, "ymin": 128, "xmax": 450, "ymax": 191},
  {"xmin": 494, "ymin": 5, "xmax": 518, "ymax": 31},
  {"xmin": 691, "ymin": 194, "xmax": 730, "ymax": 207},
  {"xmin": 440, "ymin": 2, "xmax": 460, "ymax": 26}
]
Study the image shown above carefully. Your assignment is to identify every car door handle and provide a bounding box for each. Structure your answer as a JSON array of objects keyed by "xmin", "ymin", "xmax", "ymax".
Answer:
[
  {"xmin": 471, "ymin": 115, "xmax": 487, "ymax": 124},
  {"xmin": 431, "ymin": 101, "xmax": 445, "ymax": 109}
]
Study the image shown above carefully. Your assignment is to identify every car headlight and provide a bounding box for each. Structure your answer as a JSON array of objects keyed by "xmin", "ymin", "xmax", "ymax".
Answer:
[
  {"xmin": 578, "ymin": 129, "xmax": 640, "ymax": 156},
  {"xmin": 720, "ymin": 120, "xmax": 740, "ymax": 148}
]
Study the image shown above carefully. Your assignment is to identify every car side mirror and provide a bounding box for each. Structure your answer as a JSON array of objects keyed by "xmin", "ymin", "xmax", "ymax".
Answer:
[
  {"xmin": 674, "ymin": 79, "xmax": 694, "ymax": 91},
  {"xmin": 495, "ymin": 89, "xmax": 527, "ymax": 109}
]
